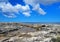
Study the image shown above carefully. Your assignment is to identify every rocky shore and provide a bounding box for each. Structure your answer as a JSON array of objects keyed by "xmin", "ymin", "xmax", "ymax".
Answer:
[{"xmin": 0, "ymin": 23, "xmax": 60, "ymax": 42}]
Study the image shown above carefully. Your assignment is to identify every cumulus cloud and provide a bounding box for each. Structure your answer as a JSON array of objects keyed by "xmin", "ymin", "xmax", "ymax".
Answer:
[
  {"xmin": 0, "ymin": 0, "xmax": 60, "ymax": 18},
  {"xmin": 23, "ymin": 12, "xmax": 31, "ymax": 16},
  {"xmin": 39, "ymin": 0, "xmax": 60, "ymax": 5},
  {"xmin": 24, "ymin": 0, "xmax": 46, "ymax": 15},
  {"xmin": 33, "ymin": 4, "xmax": 46, "ymax": 15},
  {"xmin": 0, "ymin": 0, "xmax": 47, "ymax": 18},
  {"xmin": 0, "ymin": 0, "xmax": 8, "ymax": 3},
  {"xmin": 24, "ymin": 0, "xmax": 60, "ymax": 5},
  {"xmin": 0, "ymin": 2, "xmax": 30, "ymax": 18},
  {"xmin": 24, "ymin": 0, "xmax": 60, "ymax": 15}
]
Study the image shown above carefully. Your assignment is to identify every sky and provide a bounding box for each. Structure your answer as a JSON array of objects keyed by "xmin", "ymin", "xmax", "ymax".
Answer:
[{"xmin": 0, "ymin": 0, "xmax": 60, "ymax": 22}]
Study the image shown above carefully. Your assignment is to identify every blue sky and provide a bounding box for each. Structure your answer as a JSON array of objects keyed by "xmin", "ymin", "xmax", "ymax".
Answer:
[{"xmin": 0, "ymin": 0, "xmax": 60, "ymax": 22}]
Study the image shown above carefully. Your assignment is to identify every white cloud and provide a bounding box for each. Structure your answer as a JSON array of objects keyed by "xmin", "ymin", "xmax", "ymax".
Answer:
[
  {"xmin": 24, "ymin": 0, "xmax": 37, "ymax": 6},
  {"xmin": 0, "ymin": 0, "xmax": 46, "ymax": 18},
  {"xmin": 3, "ymin": 13, "xmax": 16, "ymax": 18},
  {"xmin": 24, "ymin": 0, "xmax": 46, "ymax": 15},
  {"xmin": 39, "ymin": 0, "xmax": 60, "ymax": 5},
  {"xmin": 0, "ymin": 0, "xmax": 8, "ymax": 3},
  {"xmin": 24, "ymin": 0, "xmax": 60, "ymax": 5},
  {"xmin": 23, "ymin": 12, "xmax": 31, "ymax": 16},
  {"xmin": 0, "ymin": 0, "xmax": 60, "ymax": 18},
  {"xmin": 0, "ymin": 2, "xmax": 31, "ymax": 18},
  {"xmin": 38, "ymin": 8, "xmax": 46, "ymax": 15},
  {"xmin": 24, "ymin": 0, "xmax": 60, "ymax": 15},
  {"xmin": 33, "ymin": 4, "xmax": 46, "ymax": 15}
]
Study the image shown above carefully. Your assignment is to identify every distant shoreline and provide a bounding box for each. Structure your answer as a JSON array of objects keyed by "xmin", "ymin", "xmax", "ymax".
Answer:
[{"xmin": 0, "ymin": 22, "xmax": 60, "ymax": 24}]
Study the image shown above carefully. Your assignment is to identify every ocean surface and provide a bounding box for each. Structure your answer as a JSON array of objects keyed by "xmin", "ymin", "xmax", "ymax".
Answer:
[{"xmin": 22, "ymin": 22, "xmax": 60, "ymax": 24}]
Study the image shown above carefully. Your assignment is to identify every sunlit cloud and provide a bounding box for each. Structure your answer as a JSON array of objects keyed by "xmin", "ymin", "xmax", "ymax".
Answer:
[
  {"xmin": 0, "ymin": 2, "xmax": 31, "ymax": 18},
  {"xmin": 0, "ymin": 0, "xmax": 60, "ymax": 18}
]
